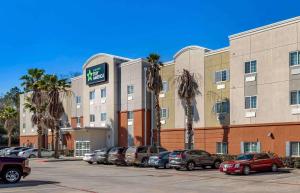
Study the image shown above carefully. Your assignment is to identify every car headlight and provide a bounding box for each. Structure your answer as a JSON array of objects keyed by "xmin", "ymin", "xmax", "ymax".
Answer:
[{"xmin": 234, "ymin": 164, "xmax": 240, "ymax": 168}]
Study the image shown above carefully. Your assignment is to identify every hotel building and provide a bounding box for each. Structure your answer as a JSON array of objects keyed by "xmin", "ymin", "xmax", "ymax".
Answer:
[{"xmin": 20, "ymin": 16, "xmax": 300, "ymax": 157}]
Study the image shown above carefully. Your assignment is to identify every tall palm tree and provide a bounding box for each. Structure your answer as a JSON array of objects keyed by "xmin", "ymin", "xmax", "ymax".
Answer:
[
  {"xmin": 0, "ymin": 106, "xmax": 18, "ymax": 146},
  {"xmin": 45, "ymin": 75, "xmax": 70, "ymax": 158},
  {"xmin": 146, "ymin": 53, "xmax": 163, "ymax": 146},
  {"xmin": 21, "ymin": 68, "xmax": 46, "ymax": 158},
  {"xmin": 177, "ymin": 69, "xmax": 200, "ymax": 150},
  {"xmin": 42, "ymin": 111, "xmax": 55, "ymax": 150}
]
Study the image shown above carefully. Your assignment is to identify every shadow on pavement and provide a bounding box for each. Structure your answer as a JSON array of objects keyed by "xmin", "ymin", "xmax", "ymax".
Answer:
[{"xmin": 0, "ymin": 180, "xmax": 59, "ymax": 188}]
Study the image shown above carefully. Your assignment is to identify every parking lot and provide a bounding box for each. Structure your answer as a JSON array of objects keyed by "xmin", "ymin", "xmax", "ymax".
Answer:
[{"xmin": 0, "ymin": 160, "xmax": 300, "ymax": 193}]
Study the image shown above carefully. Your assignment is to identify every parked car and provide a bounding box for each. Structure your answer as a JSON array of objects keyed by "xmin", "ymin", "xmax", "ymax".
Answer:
[
  {"xmin": 219, "ymin": 153, "xmax": 284, "ymax": 175},
  {"xmin": 0, "ymin": 156, "xmax": 31, "ymax": 183},
  {"xmin": 108, "ymin": 147, "xmax": 128, "ymax": 165},
  {"xmin": 18, "ymin": 148, "xmax": 54, "ymax": 158},
  {"xmin": 148, "ymin": 151, "xmax": 171, "ymax": 169},
  {"xmin": 125, "ymin": 146, "xmax": 168, "ymax": 167},
  {"xmin": 169, "ymin": 150, "xmax": 222, "ymax": 171},
  {"xmin": 4, "ymin": 147, "xmax": 23, "ymax": 156},
  {"xmin": 83, "ymin": 147, "xmax": 113, "ymax": 164},
  {"xmin": 0, "ymin": 147, "xmax": 9, "ymax": 156},
  {"xmin": 6, "ymin": 147, "xmax": 31, "ymax": 157}
]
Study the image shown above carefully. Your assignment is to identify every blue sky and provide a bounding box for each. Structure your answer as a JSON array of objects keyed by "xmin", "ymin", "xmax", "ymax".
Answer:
[{"xmin": 0, "ymin": 0, "xmax": 299, "ymax": 94}]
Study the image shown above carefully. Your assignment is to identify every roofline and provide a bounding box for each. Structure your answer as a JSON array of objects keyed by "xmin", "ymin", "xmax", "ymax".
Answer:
[
  {"xmin": 205, "ymin": 47, "xmax": 229, "ymax": 56},
  {"xmin": 163, "ymin": 60, "xmax": 174, "ymax": 66},
  {"xmin": 82, "ymin": 53, "xmax": 132, "ymax": 69},
  {"xmin": 118, "ymin": 58, "xmax": 147, "ymax": 68},
  {"xmin": 230, "ymin": 16, "xmax": 300, "ymax": 40},
  {"xmin": 173, "ymin": 45, "xmax": 211, "ymax": 59},
  {"xmin": 70, "ymin": 75, "xmax": 83, "ymax": 81}
]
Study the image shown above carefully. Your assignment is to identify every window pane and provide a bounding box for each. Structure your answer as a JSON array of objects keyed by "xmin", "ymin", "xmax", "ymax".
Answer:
[
  {"xmin": 251, "ymin": 96, "xmax": 257, "ymax": 108},
  {"xmin": 244, "ymin": 142, "xmax": 250, "ymax": 153},
  {"xmin": 245, "ymin": 97, "xmax": 250, "ymax": 109},
  {"xmin": 162, "ymin": 81, "xmax": 168, "ymax": 92},
  {"xmin": 222, "ymin": 101, "xmax": 229, "ymax": 113},
  {"xmin": 101, "ymin": 88, "xmax": 106, "ymax": 98},
  {"xmin": 221, "ymin": 70, "xmax": 227, "ymax": 81},
  {"xmin": 290, "ymin": 52, "xmax": 298, "ymax": 66},
  {"xmin": 291, "ymin": 91, "xmax": 297, "ymax": 105},
  {"xmin": 291, "ymin": 142, "xmax": 299, "ymax": 156},
  {"xmin": 128, "ymin": 111, "xmax": 133, "ymax": 119},
  {"xmin": 250, "ymin": 61, "xmax": 257, "ymax": 73},
  {"xmin": 245, "ymin": 62, "xmax": 250, "ymax": 73},
  {"xmin": 222, "ymin": 143, "xmax": 227, "ymax": 154}
]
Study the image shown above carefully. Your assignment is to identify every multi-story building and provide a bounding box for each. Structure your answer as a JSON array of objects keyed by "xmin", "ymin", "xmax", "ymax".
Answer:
[{"xmin": 20, "ymin": 16, "xmax": 300, "ymax": 157}]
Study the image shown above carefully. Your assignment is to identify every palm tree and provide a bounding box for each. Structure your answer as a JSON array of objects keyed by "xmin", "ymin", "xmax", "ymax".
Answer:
[
  {"xmin": 177, "ymin": 69, "xmax": 200, "ymax": 150},
  {"xmin": 0, "ymin": 106, "xmax": 18, "ymax": 146},
  {"xmin": 42, "ymin": 111, "xmax": 55, "ymax": 150},
  {"xmin": 45, "ymin": 75, "xmax": 70, "ymax": 158},
  {"xmin": 21, "ymin": 68, "xmax": 46, "ymax": 158},
  {"xmin": 146, "ymin": 53, "xmax": 163, "ymax": 146}
]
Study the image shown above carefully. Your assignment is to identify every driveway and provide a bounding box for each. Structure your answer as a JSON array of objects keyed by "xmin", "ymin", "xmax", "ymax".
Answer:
[{"xmin": 0, "ymin": 160, "xmax": 299, "ymax": 193}]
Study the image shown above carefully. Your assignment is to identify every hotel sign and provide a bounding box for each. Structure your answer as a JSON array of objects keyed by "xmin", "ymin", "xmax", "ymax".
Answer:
[{"xmin": 86, "ymin": 63, "xmax": 108, "ymax": 85}]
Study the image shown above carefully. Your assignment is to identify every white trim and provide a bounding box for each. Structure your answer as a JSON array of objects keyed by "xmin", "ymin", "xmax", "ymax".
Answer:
[
  {"xmin": 82, "ymin": 53, "xmax": 132, "ymax": 69},
  {"xmin": 230, "ymin": 16, "xmax": 300, "ymax": 40},
  {"xmin": 71, "ymin": 75, "xmax": 83, "ymax": 81},
  {"xmin": 174, "ymin": 45, "xmax": 210, "ymax": 59},
  {"xmin": 118, "ymin": 58, "xmax": 144, "ymax": 68},
  {"xmin": 205, "ymin": 47, "xmax": 229, "ymax": 56}
]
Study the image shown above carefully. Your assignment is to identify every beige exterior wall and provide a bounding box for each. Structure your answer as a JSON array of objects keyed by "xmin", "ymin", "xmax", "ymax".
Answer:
[
  {"xmin": 159, "ymin": 62, "xmax": 175, "ymax": 129},
  {"xmin": 174, "ymin": 46, "xmax": 207, "ymax": 129},
  {"xmin": 204, "ymin": 49, "xmax": 230, "ymax": 127},
  {"xmin": 230, "ymin": 17, "xmax": 300, "ymax": 125},
  {"xmin": 20, "ymin": 93, "xmax": 37, "ymax": 136}
]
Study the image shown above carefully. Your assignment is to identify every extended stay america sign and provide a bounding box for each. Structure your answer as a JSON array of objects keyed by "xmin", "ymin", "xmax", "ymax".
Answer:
[{"xmin": 86, "ymin": 63, "xmax": 108, "ymax": 85}]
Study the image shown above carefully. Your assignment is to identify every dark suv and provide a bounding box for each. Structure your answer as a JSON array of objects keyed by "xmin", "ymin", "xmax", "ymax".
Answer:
[
  {"xmin": 125, "ymin": 146, "xmax": 167, "ymax": 166},
  {"xmin": 169, "ymin": 150, "xmax": 222, "ymax": 171},
  {"xmin": 0, "ymin": 156, "xmax": 31, "ymax": 183}
]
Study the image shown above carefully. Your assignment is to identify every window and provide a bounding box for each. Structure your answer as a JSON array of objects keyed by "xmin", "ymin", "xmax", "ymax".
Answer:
[
  {"xmin": 215, "ymin": 70, "xmax": 229, "ymax": 83},
  {"xmin": 76, "ymin": 96, "xmax": 81, "ymax": 104},
  {"xmin": 216, "ymin": 142, "xmax": 228, "ymax": 154},
  {"xmin": 127, "ymin": 111, "xmax": 134, "ymax": 120},
  {"xmin": 100, "ymin": 113, "xmax": 107, "ymax": 122},
  {"xmin": 127, "ymin": 85, "xmax": 134, "ymax": 95},
  {"xmin": 214, "ymin": 101, "xmax": 229, "ymax": 113},
  {"xmin": 161, "ymin": 108, "xmax": 168, "ymax": 119},
  {"xmin": 100, "ymin": 88, "xmax": 106, "ymax": 98},
  {"xmin": 90, "ymin": 114, "xmax": 95, "ymax": 123},
  {"xmin": 290, "ymin": 51, "xmax": 300, "ymax": 66},
  {"xmin": 244, "ymin": 142, "xmax": 259, "ymax": 153},
  {"xmin": 162, "ymin": 81, "xmax": 168, "ymax": 93},
  {"xmin": 245, "ymin": 96, "xmax": 257, "ymax": 109},
  {"xmin": 23, "ymin": 123, "xmax": 26, "ymax": 128},
  {"xmin": 89, "ymin": 91, "xmax": 95, "ymax": 100},
  {"xmin": 245, "ymin": 60, "xmax": 257, "ymax": 74},
  {"xmin": 75, "ymin": 141, "xmax": 91, "ymax": 157},
  {"xmin": 290, "ymin": 91, "xmax": 300, "ymax": 105},
  {"xmin": 291, "ymin": 142, "xmax": 300, "ymax": 157},
  {"xmin": 76, "ymin": 117, "xmax": 81, "ymax": 124}
]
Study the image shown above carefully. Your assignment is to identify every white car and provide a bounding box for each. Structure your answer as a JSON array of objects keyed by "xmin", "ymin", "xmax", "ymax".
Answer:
[
  {"xmin": 83, "ymin": 150, "xmax": 105, "ymax": 164},
  {"xmin": 18, "ymin": 148, "xmax": 54, "ymax": 158}
]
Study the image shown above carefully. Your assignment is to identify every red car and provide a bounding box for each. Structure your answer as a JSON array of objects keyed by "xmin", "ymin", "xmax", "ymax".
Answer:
[{"xmin": 219, "ymin": 153, "xmax": 283, "ymax": 175}]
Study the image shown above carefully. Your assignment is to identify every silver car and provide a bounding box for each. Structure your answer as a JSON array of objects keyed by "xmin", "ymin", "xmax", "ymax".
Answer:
[
  {"xmin": 18, "ymin": 148, "xmax": 54, "ymax": 158},
  {"xmin": 83, "ymin": 149, "xmax": 109, "ymax": 164}
]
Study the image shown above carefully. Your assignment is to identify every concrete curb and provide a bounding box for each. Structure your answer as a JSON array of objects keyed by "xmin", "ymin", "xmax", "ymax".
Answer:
[{"xmin": 31, "ymin": 158, "xmax": 82, "ymax": 162}]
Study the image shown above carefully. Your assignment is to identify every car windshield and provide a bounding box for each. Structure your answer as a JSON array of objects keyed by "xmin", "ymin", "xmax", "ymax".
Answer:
[
  {"xmin": 236, "ymin": 154, "xmax": 254, "ymax": 160},
  {"xmin": 170, "ymin": 151, "xmax": 184, "ymax": 156}
]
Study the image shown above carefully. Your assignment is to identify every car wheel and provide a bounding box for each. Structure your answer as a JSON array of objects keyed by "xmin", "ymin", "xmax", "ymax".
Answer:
[
  {"xmin": 96, "ymin": 161, "xmax": 101, "ymax": 164},
  {"xmin": 213, "ymin": 161, "xmax": 221, "ymax": 169},
  {"xmin": 142, "ymin": 158, "xmax": 149, "ymax": 167},
  {"xmin": 154, "ymin": 166, "xmax": 159, "ymax": 169},
  {"xmin": 271, "ymin": 164, "xmax": 278, "ymax": 172},
  {"xmin": 175, "ymin": 167, "xmax": 181, "ymax": 171},
  {"xmin": 186, "ymin": 161, "xmax": 195, "ymax": 171},
  {"xmin": 243, "ymin": 166, "xmax": 250, "ymax": 175},
  {"xmin": 2, "ymin": 168, "xmax": 22, "ymax": 184},
  {"xmin": 164, "ymin": 162, "xmax": 170, "ymax": 169},
  {"xmin": 88, "ymin": 161, "xmax": 93, "ymax": 164},
  {"xmin": 29, "ymin": 154, "xmax": 36, "ymax": 158}
]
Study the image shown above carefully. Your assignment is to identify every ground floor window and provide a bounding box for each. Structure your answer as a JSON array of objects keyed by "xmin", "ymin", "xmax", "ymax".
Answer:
[
  {"xmin": 243, "ymin": 142, "xmax": 260, "ymax": 153},
  {"xmin": 216, "ymin": 142, "xmax": 227, "ymax": 154},
  {"xmin": 128, "ymin": 125, "xmax": 134, "ymax": 146},
  {"xmin": 291, "ymin": 142, "xmax": 300, "ymax": 157},
  {"xmin": 75, "ymin": 141, "xmax": 91, "ymax": 157}
]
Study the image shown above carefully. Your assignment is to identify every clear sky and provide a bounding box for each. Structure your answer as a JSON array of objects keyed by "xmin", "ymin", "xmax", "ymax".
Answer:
[{"xmin": 0, "ymin": 0, "xmax": 299, "ymax": 94}]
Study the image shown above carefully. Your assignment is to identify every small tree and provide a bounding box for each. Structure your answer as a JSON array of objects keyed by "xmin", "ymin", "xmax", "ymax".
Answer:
[
  {"xmin": 0, "ymin": 106, "xmax": 18, "ymax": 146},
  {"xmin": 146, "ymin": 53, "xmax": 163, "ymax": 146},
  {"xmin": 177, "ymin": 69, "xmax": 200, "ymax": 150}
]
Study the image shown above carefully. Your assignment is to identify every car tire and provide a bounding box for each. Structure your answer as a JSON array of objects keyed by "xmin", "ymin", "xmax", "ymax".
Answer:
[
  {"xmin": 186, "ymin": 161, "xmax": 195, "ymax": 171},
  {"xmin": 141, "ymin": 158, "xmax": 149, "ymax": 167},
  {"xmin": 88, "ymin": 161, "xmax": 93, "ymax": 164},
  {"xmin": 175, "ymin": 167, "xmax": 181, "ymax": 171},
  {"xmin": 271, "ymin": 164, "xmax": 278, "ymax": 172},
  {"xmin": 29, "ymin": 154, "xmax": 36, "ymax": 158},
  {"xmin": 96, "ymin": 161, "xmax": 101, "ymax": 164},
  {"xmin": 154, "ymin": 166, "xmax": 159, "ymax": 169},
  {"xmin": 213, "ymin": 161, "xmax": 221, "ymax": 169},
  {"xmin": 164, "ymin": 162, "xmax": 170, "ymax": 169},
  {"xmin": 2, "ymin": 168, "xmax": 22, "ymax": 184},
  {"xmin": 243, "ymin": 165, "xmax": 250, "ymax": 175}
]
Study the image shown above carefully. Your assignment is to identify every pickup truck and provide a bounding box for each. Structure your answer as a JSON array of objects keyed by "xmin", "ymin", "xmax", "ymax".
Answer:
[{"xmin": 0, "ymin": 156, "xmax": 31, "ymax": 183}]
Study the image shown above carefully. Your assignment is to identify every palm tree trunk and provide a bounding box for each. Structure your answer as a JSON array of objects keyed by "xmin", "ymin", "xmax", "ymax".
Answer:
[
  {"xmin": 186, "ymin": 100, "xmax": 193, "ymax": 150},
  {"xmin": 7, "ymin": 130, "xmax": 12, "ymax": 147},
  {"xmin": 51, "ymin": 129, "xmax": 54, "ymax": 150},
  {"xmin": 155, "ymin": 93, "xmax": 161, "ymax": 146},
  {"xmin": 37, "ymin": 125, "xmax": 42, "ymax": 158},
  {"xmin": 54, "ymin": 126, "xmax": 60, "ymax": 158}
]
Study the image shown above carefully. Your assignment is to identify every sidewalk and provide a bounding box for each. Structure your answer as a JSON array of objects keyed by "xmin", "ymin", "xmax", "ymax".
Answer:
[{"xmin": 31, "ymin": 156, "xmax": 82, "ymax": 162}]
